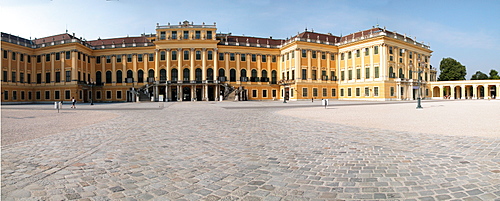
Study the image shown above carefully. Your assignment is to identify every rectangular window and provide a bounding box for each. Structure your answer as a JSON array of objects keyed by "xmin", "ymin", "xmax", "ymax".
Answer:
[
  {"xmin": 65, "ymin": 90, "xmax": 71, "ymax": 99},
  {"xmin": 409, "ymin": 52, "xmax": 413, "ymax": 59},
  {"xmin": 45, "ymin": 54, "xmax": 50, "ymax": 62},
  {"xmin": 365, "ymin": 87, "xmax": 370, "ymax": 96},
  {"xmin": 374, "ymin": 46, "xmax": 379, "ymax": 54},
  {"xmin": 272, "ymin": 90, "xmax": 277, "ymax": 98},
  {"xmin": 252, "ymin": 90, "xmax": 257, "ymax": 98},
  {"xmin": 65, "ymin": 51, "xmax": 71, "ymax": 59},
  {"xmin": 96, "ymin": 91, "xmax": 101, "ymax": 100},
  {"xmin": 127, "ymin": 54, "xmax": 132, "ymax": 62},
  {"xmin": 20, "ymin": 72, "xmax": 24, "ymax": 83},
  {"xmin": 332, "ymin": 88, "xmax": 336, "ymax": 97},
  {"xmin": 21, "ymin": 91, "xmax": 25, "ymax": 100},
  {"xmin": 313, "ymin": 88, "xmax": 318, "ymax": 97},
  {"xmin": 341, "ymin": 53, "xmax": 344, "ymax": 60},
  {"xmin": 172, "ymin": 31, "xmax": 177, "ymax": 39},
  {"xmin": 106, "ymin": 56, "xmax": 111, "ymax": 63},
  {"xmin": 312, "ymin": 70, "xmax": 317, "ymax": 80},
  {"xmin": 195, "ymin": 31, "xmax": 200, "ymax": 39},
  {"xmin": 241, "ymin": 54, "xmax": 246, "ymax": 61},
  {"xmin": 312, "ymin": 51, "xmax": 317, "ymax": 59},
  {"xmin": 106, "ymin": 91, "xmax": 112, "ymax": 99},
  {"xmin": 356, "ymin": 69, "xmax": 361, "ymax": 79},
  {"xmin": 389, "ymin": 47, "xmax": 393, "ymax": 54},
  {"xmin": 330, "ymin": 54, "xmax": 335, "ymax": 60},
  {"xmin": 230, "ymin": 53, "xmax": 235, "ymax": 61},
  {"xmin": 55, "ymin": 91, "xmax": 60, "ymax": 100},
  {"xmin": 66, "ymin": 71, "xmax": 71, "ymax": 82},
  {"xmin": 3, "ymin": 70, "xmax": 7, "ymax": 81},
  {"xmin": 28, "ymin": 91, "xmax": 32, "ymax": 100},
  {"xmin": 219, "ymin": 53, "xmax": 224, "ymax": 60},
  {"xmin": 4, "ymin": 90, "xmax": 8, "ymax": 100},
  {"xmin": 27, "ymin": 55, "xmax": 31, "ymax": 63},
  {"xmin": 46, "ymin": 72, "xmax": 51, "ymax": 83},
  {"xmin": 2, "ymin": 50, "xmax": 7, "ymax": 59},
  {"xmin": 322, "ymin": 88, "xmax": 327, "ymax": 97},
  {"xmin": 20, "ymin": 53, "xmax": 24, "ymax": 62},
  {"xmin": 365, "ymin": 68, "xmax": 370, "ymax": 79},
  {"xmin": 263, "ymin": 90, "xmax": 268, "ymax": 98},
  {"xmin": 45, "ymin": 90, "xmax": 50, "ymax": 100},
  {"xmin": 365, "ymin": 48, "xmax": 369, "ymax": 56},
  {"xmin": 262, "ymin": 55, "xmax": 267, "ymax": 62},
  {"xmin": 390, "ymin": 87, "xmax": 395, "ymax": 96},
  {"xmin": 272, "ymin": 55, "xmax": 276, "ymax": 62},
  {"xmin": 375, "ymin": 67, "xmax": 379, "ymax": 78},
  {"xmin": 196, "ymin": 51, "xmax": 201, "ymax": 60},
  {"xmin": 37, "ymin": 73, "xmax": 41, "ymax": 84},
  {"xmin": 11, "ymin": 72, "xmax": 16, "ymax": 82},
  {"xmin": 96, "ymin": 56, "xmax": 101, "ymax": 64},
  {"xmin": 251, "ymin": 54, "xmax": 256, "ymax": 62},
  {"xmin": 149, "ymin": 53, "xmax": 154, "ymax": 61},
  {"xmin": 321, "ymin": 52, "xmax": 326, "ymax": 60},
  {"xmin": 291, "ymin": 52, "xmax": 294, "ymax": 59},
  {"xmin": 55, "ymin": 52, "xmax": 60, "ymax": 60},
  {"xmin": 348, "ymin": 52, "xmax": 352, "ymax": 59},
  {"xmin": 138, "ymin": 54, "xmax": 143, "ymax": 62},
  {"xmin": 116, "ymin": 55, "xmax": 122, "ymax": 63},
  {"xmin": 184, "ymin": 51, "xmax": 189, "ymax": 60},
  {"xmin": 78, "ymin": 52, "xmax": 81, "ymax": 60},
  {"xmin": 302, "ymin": 88, "xmax": 308, "ymax": 97},
  {"xmin": 356, "ymin": 50, "xmax": 360, "ymax": 57},
  {"xmin": 12, "ymin": 52, "xmax": 16, "ymax": 60},
  {"xmin": 36, "ymin": 91, "xmax": 41, "ymax": 100},
  {"xmin": 302, "ymin": 50, "xmax": 306, "ymax": 58},
  {"xmin": 302, "ymin": 69, "xmax": 307, "ymax": 80},
  {"xmin": 172, "ymin": 51, "xmax": 177, "ymax": 60},
  {"xmin": 183, "ymin": 31, "xmax": 189, "ymax": 39},
  {"xmin": 356, "ymin": 88, "xmax": 360, "ymax": 96},
  {"xmin": 341, "ymin": 70, "xmax": 345, "ymax": 81},
  {"xmin": 340, "ymin": 88, "xmax": 344, "ymax": 97},
  {"xmin": 374, "ymin": 87, "xmax": 379, "ymax": 96},
  {"xmin": 117, "ymin": 91, "xmax": 122, "ymax": 99},
  {"xmin": 207, "ymin": 31, "xmax": 212, "ymax": 39},
  {"xmin": 160, "ymin": 31, "xmax": 166, "ymax": 40},
  {"xmin": 37, "ymin": 55, "xmax": 41, "ymax": 63},
  {"xmin": 55, "ymin": 72, "xmax": 61, "ymax": 82},
  {"xmin": 348, "ymin": 70, "xmax": 352, "ymax": 80},
  {"xmin": 348, "ymin": 88, "xmax": 352, "ymax": 96},
  {"xmin": 208, "ymin": 51, "xmax": 213, "ymax": 60}
]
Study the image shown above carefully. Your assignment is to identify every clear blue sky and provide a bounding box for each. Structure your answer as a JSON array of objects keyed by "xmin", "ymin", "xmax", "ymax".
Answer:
[{"xmin": 2, "ymin": 0, "xmax": 499, "ymax": 79}]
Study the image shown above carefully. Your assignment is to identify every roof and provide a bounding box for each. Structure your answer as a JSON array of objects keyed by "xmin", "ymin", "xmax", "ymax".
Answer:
[
  {"xmin": 33, "ymin": 33, "xmax": 76, "ymax": 44},
  {"xmin": 220, "ymin": 35, "xmax": 285, "ymax": 46},
  {"xmin": 87, "ymin": 36, "xmax": 151, "ymax": 46},
  {"xmin": 291, "ymin": 31, "xmax": 341, "ymax": 43}
]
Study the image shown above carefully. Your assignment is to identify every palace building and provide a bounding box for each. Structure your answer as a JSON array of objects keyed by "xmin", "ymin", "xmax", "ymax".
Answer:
[{"xmin": 1, "ymin": 21, "xmax": 498, "ymax": 104}]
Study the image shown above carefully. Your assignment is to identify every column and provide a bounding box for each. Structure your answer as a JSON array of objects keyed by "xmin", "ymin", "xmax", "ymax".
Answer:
[
  {"xmin": 190, "ymin": 48, "xmax": 195, "ymax": 81},
  {"xmin": 472, "ymin": 85, "xmax": 477, "ymax": 99},
  {"xmin": 202, "ymin": 48, "xmax": 208, "ymax": 101},
  {"xmin": 72, "ymin": 51, "xmax": 77, "ymax": 83},
  {"xmin": 307, "ymin": 50, "xmax": 312, "ymax": 81},
  {"xmin": 450, "ymin": 86, "xmax": 455, "ymax": 99},
  {"xmin": 484, "ymin": 84, "xmax": 489, "ymax": 99},
  {"xmin": 133, "ymin": 54, "xmax": 137, "ymax": 85},
  {"xmin": 177, "ymin": 48, "xmax": 182, "ymax": 81},
  {"xmin": 166, "ymin": 49, "xmax": 171, "ymax": 80},
  {"xmin": 294, "ymin": 50, "xmax": 300, "ymax": 81},
  {"xmin": 461, "ymin": 85, "xmax": 466, "ymax": 99},
  {"xmin": 213, "ymin": 48, "xmax": 218, "ymax": 81},
  {"xmin": 154, "ymin": 49, "xmax": 159, "ymax": 82},
  {"xmin": 50, "ymin": 53, "xmax": 55, "ymax": 85},
  {"xmin": 496, "ymin": 84, "xmax": 500, "ymax": 99},
  {"xmin": 439, "ymin": 86, "xmax": 444, "ymax": 99}
]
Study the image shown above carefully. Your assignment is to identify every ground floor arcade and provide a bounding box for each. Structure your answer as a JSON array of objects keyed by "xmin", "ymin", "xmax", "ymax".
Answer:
[{"xmin": 430, "ymin": 80, "xmax": 500, "ymax": 99}]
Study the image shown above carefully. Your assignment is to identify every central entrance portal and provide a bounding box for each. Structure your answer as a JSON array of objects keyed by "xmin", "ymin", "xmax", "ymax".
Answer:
[{"xmin": 182, "ymin": 87, "xmax": 191, "ymax": 101}]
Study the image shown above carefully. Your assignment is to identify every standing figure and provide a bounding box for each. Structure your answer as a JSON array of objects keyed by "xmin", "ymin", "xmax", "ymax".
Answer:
[{"xmin": 71, "ymin": 97, "xmax": 76, "ymax": 109}]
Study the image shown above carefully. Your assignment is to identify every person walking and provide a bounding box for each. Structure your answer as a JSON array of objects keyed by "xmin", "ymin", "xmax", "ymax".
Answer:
[{"xmin": 71, "ymin": 97, "xmax": 76, "ymax": 109}]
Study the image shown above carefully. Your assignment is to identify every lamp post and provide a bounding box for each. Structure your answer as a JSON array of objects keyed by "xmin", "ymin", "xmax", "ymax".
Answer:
[
  {"xmin": 416, "ymin": 59, "xmax": 423, "ymax": 109},
  {"xmin": 88, "ymin": 80, "xmax": 95, "ymax": 105}
]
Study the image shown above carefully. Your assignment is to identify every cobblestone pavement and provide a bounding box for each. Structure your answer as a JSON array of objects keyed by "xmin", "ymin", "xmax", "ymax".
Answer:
[{"xmin": 2, "ymin": 102, "xmax": 500, "ymax": 200}]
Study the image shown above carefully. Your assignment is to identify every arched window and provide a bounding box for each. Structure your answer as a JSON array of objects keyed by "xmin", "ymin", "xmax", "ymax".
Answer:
[
  {"xmin": 96, "ymin": 71, "xmax": 102, "ymax": 84},
  {"xmin": 409, "ymin": 70, "xmax": 413, "ymax": 79},
  {"xmin": 160, "ymin": 69, "xmax": 167, "ymax": 81},
  {"xmin": 230, "ymin": 69, "xmax": 236, "ymax": 82},
  {"xmin": 218, "ymin": 68, "xmax": 225, "ymax": 81},
  {"xmin": 106, "ymin": 71, "xmax": 112, "ymax": 83},
  {"xmin": 271, "ymin": 70, "xmax": 277, "ymax": 84},
  {"xmin": 251, "ymin": 69, "xmax": 258, "ymax": 82},
  {"xmin": 262, "ymin": 70, "xmax": 268, "ymax": 82},
  {"xmin": 207, "ymin": 68, "xmax": 214, "ymax": 80},
  {"xmin": 171, "ymin": 68, "xmax": 178, "ymax": 81},
  {"xmin": 183, "ymin": 68, "xmax": 190, "ymax": 81},
  {"xmin": 148, "ymin": 69, "xmax": 154, "ymax": 82},
  {"xmin": 240, "ymin": 69, "xmax": 247, "ymax": 81},
  {"xmin": 195, "ymin": 68, "xmax": 202, "ymax": 81},
  {"xmin": 126, "ymin": 70, "xmax": 134, "ymax": 83},
  {"xmin": 399, "ymin": 68, "xmax": 404, "ymax": 78},
  {"xmin": 389, "ymin": 67, "xmax": 394, "ymax": 78},
  {"xmin": 116, "ymin": 70, "xmax": 123, "ymax": 83},
  {"xmin": 138, "ymin": 70, "xmax": 144, "ymax": 82}
]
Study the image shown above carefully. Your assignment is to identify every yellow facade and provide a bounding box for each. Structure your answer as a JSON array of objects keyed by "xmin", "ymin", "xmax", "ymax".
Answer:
[{"xmin": 2, "ymin": 21, "xmax": 441, "ymax": 103}]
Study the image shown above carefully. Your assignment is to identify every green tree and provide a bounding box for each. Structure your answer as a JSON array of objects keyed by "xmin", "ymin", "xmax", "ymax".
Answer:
[
  {"xmin": 471, "ymin": 71, "xmax": 488, "ymax": 80},
  {"xmin": 489, "ymin": 69, "xmax": 500, "ymax": 79},
  {"xmin": 438, "ymin": 57, "xmax": 466, "ymax": 81}
]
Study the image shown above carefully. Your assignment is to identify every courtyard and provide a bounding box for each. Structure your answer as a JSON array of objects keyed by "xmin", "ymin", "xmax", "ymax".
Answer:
[{"xmin": 1, "ymin": 100, "xmax": 500, "ymax": 200}]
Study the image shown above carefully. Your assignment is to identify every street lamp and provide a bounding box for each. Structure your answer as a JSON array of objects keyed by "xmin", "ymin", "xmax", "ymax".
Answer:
[
  {"xmin": 416, "ymin": 59, "xmax": 423, "ymax": 109},
  {"xmin": 88, "ymin": 80, "xmax": 95, "ymax": 105}
]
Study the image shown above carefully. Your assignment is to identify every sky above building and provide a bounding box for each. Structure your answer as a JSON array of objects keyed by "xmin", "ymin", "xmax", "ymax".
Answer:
[{"xmin": 2, "ymin": 0, "xmax": 499, "ymax": 79}]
